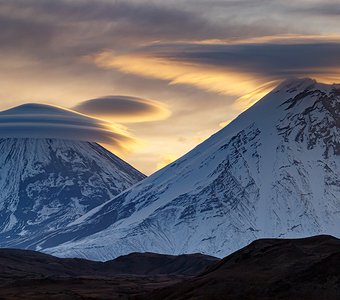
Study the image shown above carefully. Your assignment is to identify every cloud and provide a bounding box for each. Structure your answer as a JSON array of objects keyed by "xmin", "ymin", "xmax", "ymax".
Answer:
[
  {"xmin": 286, "ymin": 1, "xmax": 340, "ymax": 16},
  {"xmin": 0, "ymin": 15, "xmax": 56, "ymax": 52},
  {"xmin": 87, "ymin": 37, "xmax": 340, "ymax": 100},
  {"xmin": 0, "ymin": 0, "xmax": 305, "ymax": 61},
  {"xmin": 1, "ymin": 0, "xmax": 340, "ymax": 175},
  {"xmin": 0, "ymin": 0, "xmax": 223, "ymax": 57},
  {"xmin": 165, "ymin": 40, "xmax": 340, "ymax": 79},
  {"xmin": 86, "ymin": 50, "xmax": 267, "ymax": 97},
  {"xmin": 73, "ymin": 95, "xmax": 171, "ymax": 123},
  {"xmin": 0, "ymin": 103, "xmax": 136, "ymax": 151}
]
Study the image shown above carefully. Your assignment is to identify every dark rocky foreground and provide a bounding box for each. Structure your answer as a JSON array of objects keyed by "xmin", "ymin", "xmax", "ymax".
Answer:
[
  {"xmin": 0, "ymin": 250, "xmax": 218, "ymax": 299},
  {"xmin": 0, "ymin": 235, "xmax": 339, "ymax": 299},
  {"xmin": 140, "ymin": 235, "xmax": 340, "ymax": 300}
]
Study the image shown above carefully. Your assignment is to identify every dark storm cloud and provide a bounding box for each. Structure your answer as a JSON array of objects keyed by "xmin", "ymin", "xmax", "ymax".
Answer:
[
  {"xmin": 0, "ymin": 0, "xmax": 219, "ymax": 54},
  {"xmin": 73, "ymin": 95, "xmax": 171, "ymax": 122},
  {"xmin": 0, "ymin": 0, "xmax": 295, "ymax": 58},
  {"xmin": 0, "ymin": 16, "xmax": 55, "ymax": 46},
  {"xmin": 287, "ymin": 1, "xmax": 340, "ymax": 16},
  {"xmin": 140, "ymin": 41, "xmax": 340, "ymax": 79}
]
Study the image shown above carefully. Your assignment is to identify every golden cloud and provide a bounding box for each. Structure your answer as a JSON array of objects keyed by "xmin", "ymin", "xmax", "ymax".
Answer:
[
  {"xmin": 84, "ymin": 50, "xmax": 267, "ymax": 97},
  {"xmin": 232, "ymin": 80, "xmax": 279, "ymax": 111},
  {"xmin": 84, "ymin": 35, "xmax": 340, "ymax": 112}
]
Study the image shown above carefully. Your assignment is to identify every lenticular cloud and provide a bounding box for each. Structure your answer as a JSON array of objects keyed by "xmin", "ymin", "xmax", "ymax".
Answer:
[
  {"xmin": 0, "ymin": 103, "xmax": 134, "ymax": 148},
  {"xmin": 73, "ymin": 95, "xmax": 171, "ymax": 123}
]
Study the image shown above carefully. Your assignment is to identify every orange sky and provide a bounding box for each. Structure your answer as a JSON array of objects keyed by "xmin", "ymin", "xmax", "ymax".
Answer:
[{"xmin": 0, "ymin": 0, "xmax": 340, "ymax": 174}]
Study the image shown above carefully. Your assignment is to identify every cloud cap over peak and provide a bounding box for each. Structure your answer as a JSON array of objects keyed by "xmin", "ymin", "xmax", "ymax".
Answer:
[
  {"xmin": 0, "ymin": 103, "xmax": 135, "ymax": 151},
  {"xmin": 73, "ymin": 95, "xmax": 171, "ymax": 123}
]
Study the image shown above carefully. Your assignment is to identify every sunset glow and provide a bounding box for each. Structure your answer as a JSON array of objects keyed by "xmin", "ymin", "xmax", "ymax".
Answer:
[{"xmin": 0, "ymin": 0, "xmax": 340, "ymax": 174}]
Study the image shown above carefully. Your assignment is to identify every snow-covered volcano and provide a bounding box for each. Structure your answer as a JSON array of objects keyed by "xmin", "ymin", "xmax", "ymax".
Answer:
[
  {"xmin": 6, "ymin": 79, "xmax": 340, "ymax": 260},
  {"xmin": 0, "ymin": 104, "xmax": 145, "ymax": 248}
]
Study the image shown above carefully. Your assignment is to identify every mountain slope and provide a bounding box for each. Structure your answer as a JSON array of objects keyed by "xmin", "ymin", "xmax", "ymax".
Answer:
[
  {"xmin": 0, "ymin": 138, "xmax": 145, "ymax": 248},
  {"xmin": 40, "ymin": 78, "xmax": 339, "ymax": 260},
  {"xmin": 0, "ymin": 104, "xmax": 145, "ymax": 248}
]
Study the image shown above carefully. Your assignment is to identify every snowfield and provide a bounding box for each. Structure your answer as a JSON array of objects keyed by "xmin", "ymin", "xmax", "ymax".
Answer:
[
  {"xmin": 1, "ymin": 78, "xmax": 339, "ymax": 261},
  {"xmin": 0, "ymin": 118, "xmax": 145, "ymax": 249}
]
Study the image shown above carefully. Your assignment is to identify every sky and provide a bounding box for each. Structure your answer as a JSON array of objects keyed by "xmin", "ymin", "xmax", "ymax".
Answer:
[{"xmin": 0, "ymin": 0, "xmax": 340, "ymax": 174}]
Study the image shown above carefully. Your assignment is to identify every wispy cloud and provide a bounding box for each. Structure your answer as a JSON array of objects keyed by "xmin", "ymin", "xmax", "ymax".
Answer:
[
  {"xmin": 1, "ymin": 0, "xmax": 340, "ymax": 174},
  {"xmin": 86, "ymin": 50, "xmax": 267, "ymax": 97},
  {"xmin": 86, "ymin": 37, "xmax": 340, "ymax": 106}
]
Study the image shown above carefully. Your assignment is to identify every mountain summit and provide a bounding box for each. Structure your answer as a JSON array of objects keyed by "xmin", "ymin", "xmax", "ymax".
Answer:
[
  {"xmin": 0, "ymin": 104, "xmax": 145, "ymax": 248},
  {"xmin": 6, "ymin": 79, "xmax": 340, "ymax": 260}
]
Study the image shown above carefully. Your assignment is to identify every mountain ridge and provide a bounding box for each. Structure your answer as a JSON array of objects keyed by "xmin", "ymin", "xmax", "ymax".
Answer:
[
  {"xmin": 36, "ymin": 78, "xmax": 340, "ymax": 260},
  {"xmin": 2, "ymin": 78, "xmax": 339, "ymax": 261},
  {"xmin": 0, "ymin": 235, "xmax": 338, "ymax": 299},
  {"xmin": 141, "ymin": 234, "xmax": 340, "ymax": 300},
  {"xmin": 0, "ymin": 137, "xmax": 145, "ymax": 249}
]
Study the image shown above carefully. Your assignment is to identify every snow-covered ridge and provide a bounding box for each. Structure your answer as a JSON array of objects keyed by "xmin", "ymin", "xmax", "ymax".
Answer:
[
  {"xmin": 4, "ymin": 78, "xmax": 340, "ymax": 261},
  {"xmin": 38, "ymin": 78, "xmax": 340, "ymax": 260},
  {"xmin": 0, "ymin": 138, "xmax": 145, "ymax": 249}
]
